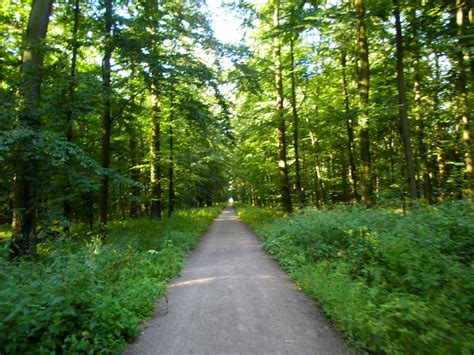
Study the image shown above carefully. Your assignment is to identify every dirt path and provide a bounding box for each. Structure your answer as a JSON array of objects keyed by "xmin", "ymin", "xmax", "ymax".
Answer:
[{"xmin": 126, "ymin": 206, "xmax": 351, "ymax": 355}]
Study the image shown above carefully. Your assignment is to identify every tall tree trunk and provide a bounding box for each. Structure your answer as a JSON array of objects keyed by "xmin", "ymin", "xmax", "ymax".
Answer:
[
  {"xmin": 410, "ymin": 7, "xmax": 433, "ymax": 204},
  {"xmin": 99, "ymin": 0, "xmax": 113, "ymax": 234},
  {"xmin": 308, "ymin": 128, "xmax": 326, "ymax": 207},
  {"xmin": 289, "ymin": 37, "xmax": 305, "ymax": 208},
  {"xmin": 150, "ymin": 97, "xmax": 162, "ymax": 219},
  {"xmin": 393, "ymin": 0, "xmax": 418, "ymax": 201},
  {"xmin": 301, "ymin": 146, "xmax": 308, "ymax": 203},
  {"xmin": 316, "ymin": 155, "xmax": 327, "ymax": 205},
  {"xmin": 129, "ymin": 125, "xmax": 140, "ymax": 218},
  {"xmin": 355, "ymin": 0, "xmax": 372, "ymax": 208},
  {"xmin": 11, "ymin": 0, "xmax": 53, "ymax": 257},
  {"xmin": 435, "ymin": 122, "xmax": 447, "ymax": 199},
  {"xmin": 414, "ymin": 69, "xmax": 433, "ymax": 204},
  {"xmin": 433, "ymin": 54, "xmax": 447, "ymax": 200},
  {"xmin": 313, "ymin": 160, "xmax": 321, "ymax": 208},
  {"xmin": 64, "ymin": 0, "xmax": 81, "ymax": 232},
  {"xmin": 273, "ymin": 0, "xmax": 292, "ymax": 213},
  {"xmin": 387, "ymin": 134, "xmax": 396, "ymax": 184},
  {"xmin": 168, "ymin": 111, "xmax": 175, "ymax": 217},
  {"xmin": 456, "ymin": 0, "xmax": 474, "ymax": 199},
  {"xmin": 341, "ymin": 49, "xmax": 359, "ymax": 201},
  {"xmin": 466, "ymin": 0, "xmax": 474, "ymax": 80}
]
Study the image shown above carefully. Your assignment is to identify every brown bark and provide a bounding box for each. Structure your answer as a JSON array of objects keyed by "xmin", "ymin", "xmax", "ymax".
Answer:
[
  {"xmin": 11, "ymin": 0, "xmax": 53, "ymax": 257},
  {"xmin": 393, "ymin": 0, "xmax": 418, "ymax": 201},
  {"xmin": 273, "ymin": 0, "xmax": 292, "ymax": 213},
  {"xmin": 355, "ymin": 0, "xmax": 372, "ymax": 208}
]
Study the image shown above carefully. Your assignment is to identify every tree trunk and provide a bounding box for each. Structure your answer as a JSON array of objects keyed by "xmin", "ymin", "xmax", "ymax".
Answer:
[
  {"xmin": 150, "ymin": 98, "xmax": 162, "ymax": 219},
  {"xmin": 433, "ymin": 54, "xmax": 447, "ymax": 200},
  {"xmin": 414, "ymin": 72, "xmax": 432, "ymax": 204},
  {"xmin": 355, "ymin": 0, "xmax": 372, "ymax": 208},
  {"xmin": 99, "ymin": 0, "xmax": 113, "ymax": 234},
  {"xmin": 63, "ymin": 0, "xmax": 81, "ymax": 232},
  {"xmin": 410, "ymin": 8, "xmax": 433, "ymax": 204},
  {"xmin": 387, "ymin": 134, "xmax": 396, "ymax": 185},
  {"xmin": 129, "ymin": 125, "xmax": 140, "ymax": 218},
  {"xmin": 289, "ymin": 37, "xmax": 304, "ymax": 207},
  {"xmin": 466, "ymin": 0, "xmax": 474, "ymax": 80},
  {"xmin": 393, "ymin": 0, "xmax": 418, "ymax": 202},
  {"xmin": 435, "ymin": 123, "xmax": 447, "ymax": 199},
  {"xmin": 168, "ymin": 114, "xmax": 175, "ymax": 217},
  {"xmin": 316, "ymin": 156, "xmax": 327, "ymax": 205},
  {"xmin": 273, "ymin": 0, "xmax": 292, "ymax": 213},
  {"xmin": 11, "ymin": 0, "xmax": 53, "ymax": 257},
  {"xmin": 456, "ymin": 0, "xmax": 474, "ymax": 199},
  {"xmin": 341, "ymin": 49, "xmax": 359, "ymax": 201},
  {"xmin": 313, "ymin": 160, "xmax": 321, "ymax": 208}
]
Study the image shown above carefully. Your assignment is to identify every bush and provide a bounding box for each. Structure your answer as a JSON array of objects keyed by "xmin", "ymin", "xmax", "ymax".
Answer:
[
  {"xmin": 238, "ymin": 201, "xmax": 474, "ymax": 354},
  {"xmin": 0, "ymin": 206, "xmax": 222, "ymax": 354}
]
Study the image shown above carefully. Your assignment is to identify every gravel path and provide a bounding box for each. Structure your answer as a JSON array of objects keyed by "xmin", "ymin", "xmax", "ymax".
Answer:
[{"xmin": 126, "ymin": 206, "xmax": 351, "ymax": 355}]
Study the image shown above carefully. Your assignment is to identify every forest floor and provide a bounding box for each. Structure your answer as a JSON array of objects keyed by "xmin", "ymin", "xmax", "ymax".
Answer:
[{"xmin": 126, "ymin": 206, "xmax": 350, "ymax": 355}]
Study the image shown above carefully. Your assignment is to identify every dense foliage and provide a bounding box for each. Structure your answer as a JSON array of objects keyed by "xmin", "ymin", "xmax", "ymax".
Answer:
[
  {"xmin": 0, "ymin": 206, "xmax": 222, "ymax": 353},
  {"xmin": 1, "ymin": 0, "xmax": 472, "ymax": 353},
  {"xmin": 230, "ymin": 0, "xmax": 474, "ymax": 210},
  {"xmin": 2, "ymin": 0, "xmax": 472, "ymax": 249},
  {"xmin": 238, "ymin": 203, "xmax": 474, "ymax": 353},
  {"xmin": 1, "ymin": 0, "xmax": 232, "ymax": 256}
]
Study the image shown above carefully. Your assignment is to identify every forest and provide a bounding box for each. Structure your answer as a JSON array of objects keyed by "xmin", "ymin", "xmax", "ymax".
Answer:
[{"xmin": 0, "ymin": 0, "xmax": 473, "ymax": 353}]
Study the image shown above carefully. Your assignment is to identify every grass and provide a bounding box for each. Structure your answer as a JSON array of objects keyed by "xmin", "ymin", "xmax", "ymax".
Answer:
[
  {"xmin": 237, "ymin": 201, "xmax": 474, "ymax": 354},
  {"xmin": 0, "ymin": 206, "xmax": 223, "ymax": 354}
]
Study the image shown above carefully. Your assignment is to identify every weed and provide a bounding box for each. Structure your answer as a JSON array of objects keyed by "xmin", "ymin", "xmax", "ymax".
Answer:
[
  {"xmin": 0, "ymin": 206, "xmax": 222, "ymax": 354},
  {"xmin": 238, "ymin": 202, "xmax": 474, "ymax": 354}
]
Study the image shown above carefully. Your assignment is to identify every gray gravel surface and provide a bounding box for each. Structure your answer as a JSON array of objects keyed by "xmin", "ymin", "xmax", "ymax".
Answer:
[{"xmin": 126, "ymin": 206, "xmax": 351, "ymax": 355}]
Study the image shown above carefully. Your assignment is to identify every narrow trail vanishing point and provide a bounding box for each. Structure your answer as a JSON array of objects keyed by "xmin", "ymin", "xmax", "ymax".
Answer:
[{"xmin": 126, "ymin": 206, "xmax": 351, "ymax": 355}]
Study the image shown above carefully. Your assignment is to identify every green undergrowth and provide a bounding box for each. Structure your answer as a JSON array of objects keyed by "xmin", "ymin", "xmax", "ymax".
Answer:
[
  {"xmin": 0, "ymin": 224, "xmax": 11, "ymax": 239},
  {"xmin": 238, "ymin": 201, "xmax": 474, "ymax": 354},
  {"xmin": 0, "ymin": 206, "xmax": 222, "ymax": 354}
]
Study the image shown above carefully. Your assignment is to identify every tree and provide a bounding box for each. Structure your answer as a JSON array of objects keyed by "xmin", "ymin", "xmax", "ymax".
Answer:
[
  {"xmin": 10, "ymin": 0, "xmax": 54, "ymax": 257},
  {"xmin": 3, "ymin": 0, "xmax": 473, "ymax": 248},
  {"xmin": 393, "ymin": 0, "xmax": 417, "ymax": 201},
  {"xmin": 341, "ymin": 49, "xmax": 359, "ymax": 201},
  {"xmin": 273, "ymin": 0, "xmax": 293, "ymax": 213},
  {"xmin": 354, "ymin": 0, "xmax": 372, "ymax": 208},
  {"xmin": 99, "ymin": 0, "xmax": 114, "ymax": 233},
  {"xmin": 150, "ymin": 97, "xmax": 163, "ymax": 219},
  {"xmin": 409, "ymin": 2, "xmax": 433, "ymax": 204},
  {"xmin": 63, "ymin": 0, "xmax": 81, "ymax": 231},
  {"xmin": 289, "ymin": 37, "xmax": 305, "ymax": 207},
  {"xmin": 0, "ymin": 0, "xmax": 230, "ymax": 245},
  {"xmin": 168, "ymin": 100, "xmax": 176, "ymax": 217},
  {"xmin": 455, "ymin": 0, "xmax": 474, "ymax": 199}
]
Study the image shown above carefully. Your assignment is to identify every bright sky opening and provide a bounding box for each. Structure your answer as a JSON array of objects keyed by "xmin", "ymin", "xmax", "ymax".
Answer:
[{"xmin": 207, "ymin": 0, "xmax": 243, "ymax": 44}]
